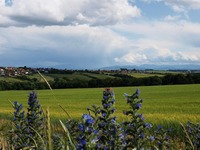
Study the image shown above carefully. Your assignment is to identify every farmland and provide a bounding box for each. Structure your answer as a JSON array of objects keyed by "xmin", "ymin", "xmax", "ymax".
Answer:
[
  {"xmin": 1, "ymin": 84, "xmax": 200, "ymax": 127},
  {"xmin": 0, "ymin": 71, "xmax": 161, "ymax": 82}
]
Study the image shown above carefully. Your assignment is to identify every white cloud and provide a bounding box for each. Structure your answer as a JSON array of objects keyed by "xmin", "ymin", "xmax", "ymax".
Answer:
[
  {"xmin": 164, "ymin": 15, "xmax": 181, "ymax": 21},
  {"xmin": 1, "ymin": 15, "xmax": 199, "ymax": 68},
  {"xmin": 114, "ymin": 53, "xmax": 148, "ymax": 64},
  {"xmin": 165, "ymin": 0, "xmax": 200, "ymax": 10},
  {"xmin": 0, "ymin": 0, "xmax": 140, "ymax": 27},
  {"xmin": 170, "ymin": 4, "xmax": 186, "ymax": 13},
  {"xmin": 111, "ymin": 20, "xmax": 200, "ymax": 65}
]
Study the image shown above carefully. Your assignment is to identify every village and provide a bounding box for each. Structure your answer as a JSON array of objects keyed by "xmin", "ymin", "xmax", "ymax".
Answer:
[{"xmin": 0, "ymin": 67, "xmax": 32, "ymax": 77}]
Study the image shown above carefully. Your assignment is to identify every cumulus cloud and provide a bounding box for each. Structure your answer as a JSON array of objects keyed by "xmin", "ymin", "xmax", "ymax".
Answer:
[
  {"xmin": 165, "ymin": 0, "xmax": 200, "ymax": 10},
  {"xmin": 0, "ymin": 0, "xmax": 140, "ymax": 27},
  {"xmin": 111, "ymin": 20, "xmax": 200, "ymax": 65},
  {"xmin": 115, "ymin": 53, "xmax": 148, "ymax": 64},
  {"xmin": 114, "ymin": 47, "xmax": 200, "ymax": 65},
  {"xmin": 164, "ymin": 15, "xmax": 181, "ymax": 21}
]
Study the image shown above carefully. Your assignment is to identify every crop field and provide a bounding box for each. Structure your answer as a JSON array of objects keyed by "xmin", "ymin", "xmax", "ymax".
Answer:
[
  {"xmin": 0, "ymin": 84, "xmax": 200, "ymax": 129},
  {"xmin": 0, "ymin": 71, "xmax": 178, "ymax": 84},
  {"xmin": 127, "ymin": 72, "xmax": 164, "ymax": 78}
]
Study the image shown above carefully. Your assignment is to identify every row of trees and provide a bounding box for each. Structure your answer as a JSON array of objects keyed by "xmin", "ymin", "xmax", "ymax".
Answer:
[{"xmin": 1, "ymin": 73, "xmax": 200, "ymax": 90}]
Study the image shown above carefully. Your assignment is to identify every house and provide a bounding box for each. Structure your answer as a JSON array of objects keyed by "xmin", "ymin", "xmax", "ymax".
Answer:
[{"xmin": 0, "ymin": 68, "xmax": 5, "ymax": 76}]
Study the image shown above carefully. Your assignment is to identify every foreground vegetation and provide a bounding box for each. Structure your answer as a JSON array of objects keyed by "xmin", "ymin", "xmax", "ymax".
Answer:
[{"xmin": 0, "ymin": 88, "xmax": 199, "ymax": 149}]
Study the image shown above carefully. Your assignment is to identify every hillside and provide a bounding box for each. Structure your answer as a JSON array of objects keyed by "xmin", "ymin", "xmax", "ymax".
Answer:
[
  {"xmin": 0, "ymin": 70, "xmax": 166, "ymax": 83},
  {"xmin": 1, "ymin": 67, "xmax": 200, "ymax": 90}
]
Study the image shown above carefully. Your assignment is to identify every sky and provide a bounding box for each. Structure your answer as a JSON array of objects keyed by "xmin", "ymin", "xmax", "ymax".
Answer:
[{"xmin": 0, "ymin": 0, "xmax": 200, "ymax": 69}]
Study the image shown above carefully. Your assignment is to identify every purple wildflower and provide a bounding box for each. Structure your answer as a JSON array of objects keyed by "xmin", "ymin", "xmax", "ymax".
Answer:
[
  {"xmin": 135, "ymin": 103, "xmax": 142, "ymax": 109},
  {"xmin": 149, "ymin": 135, "xmax": 155, "ymax": 141},
  {"xmin": 82, "ymin": 114, "xmax": 94, "ymax": 124}
]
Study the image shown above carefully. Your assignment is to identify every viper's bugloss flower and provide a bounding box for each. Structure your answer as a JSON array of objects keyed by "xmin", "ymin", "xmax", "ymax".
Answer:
[
  {"xmin": 138, "ymin": 114, "xmax": 144, "ymax": 121},
  {"xmin": 111, "ymin": 117, "xmax": 116, "ymax": 124},
  {"xmin": 80, "ymin": 139, "xmax": 86, "ymax": 146},
  {"xmin": 119, "ymin": 134, "xmax": 124, "ymax": 140},
  {"xmin": 96, "ymin": 143, "xmax": 103, "ymax": 149},
  {"xmin": 111, "ymin": 119, "xmax": 115, "ymax": 124},
  {"xmin": 136, "ymin": 89, "xmax": 140, "ymax": 95},
  {"xmin": 149, "ymin": 135, "xmax": 155, "ymax": 141},
  {"xmin": 94, "ymin": 130, "xmax": 98, "ymax": 135},
  {"xmin": 129, "ymin": 123, "xmax": 133, "ymax": 128},
  {"xmin": 111, "ymin": 108, "xmax": 116, "ymax": 113},
  {"xmin": 103, "ymin": 103, "xmax": 111, "ymax": 109},
  {"xmin": 102, "ymin": 112, "xmax": 107, "ymax": 118},
  {"xmin": 136, "ymin": 103, "xmax": 142, "ymax": 109},
  {"xmin": 139, "ymin": 133, "xmax": 145, "ymax": 139},
  {"xmin": 103, "ymin": 95, "xmax": 108, "ymax": 99},
  {"xmin": 111, "ymin": 98, "xmax": 115, "ymax": 104},
  {"xmin": 82, "ymin": 114, "xmax": 94, "ymax": 124},
  {"xmin": 77, "ymin": 135, "xmax": 86, "ymax": 149},
  {"xmin": 78, "ymin": 124, "xmax": 85, "ymax": 132},
  {"xmin": 145, "ymin": 123, "xmax": 152, "ymax": 129},
  {"xmin": 14, "ymin": 101, "xmax": 18, "ymax": 105},
  {"xmin": 88, "ymin": 127, "xmax": 93, "ymax": 133}
]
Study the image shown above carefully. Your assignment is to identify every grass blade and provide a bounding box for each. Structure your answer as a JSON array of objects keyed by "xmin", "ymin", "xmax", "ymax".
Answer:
[
  {"xmin": 46, "ymin": 107, "xmax": 53, "ymax": 150},
  {"xmin": 180, "ymin": 122, "xmax": 195, "ymax": 150},
  {"xmin": 59, "ymin": 120, "xmax": 76, "ymax": 150}
]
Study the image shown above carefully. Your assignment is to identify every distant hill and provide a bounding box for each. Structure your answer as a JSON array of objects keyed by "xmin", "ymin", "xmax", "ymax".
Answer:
[{"xmin": 100, "ymin": 64, "xmax": 200, "ymax": 70}]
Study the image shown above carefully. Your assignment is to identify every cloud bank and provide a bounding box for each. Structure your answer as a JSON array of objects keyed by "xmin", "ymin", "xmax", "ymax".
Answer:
[
  {"xmin": 0, "ymin": 0, "xmax": 140, "ymax": 26},
  {"xmin": 0, "ymin": 0, "xmax": 200, "ymax": 69}
]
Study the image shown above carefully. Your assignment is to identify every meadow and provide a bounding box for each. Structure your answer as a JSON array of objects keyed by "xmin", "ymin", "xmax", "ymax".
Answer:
[{"xmin": 0, "ymin": 84, "xmax": 200, "ymax": 127}]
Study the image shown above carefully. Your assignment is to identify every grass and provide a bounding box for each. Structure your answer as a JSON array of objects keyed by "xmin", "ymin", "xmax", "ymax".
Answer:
[
  {"xmin": 0, "ymin": 76, "xmax": 24, "ymax": 82},
  {"xmin": 29, "ymin": 74, "xmax": 55, "ymax": 82},
  {"xmin": 0, "ymin": 84, "xmax": 200, "ymax": 128},
  {"xmin": 47, "ymin": 72, "xmax": 115, "ymax": 81},
  {"xmin": 81, "ymin": 72, "xmax": 115, "ymax": 79},
  {"xmin": 127, "ymin": 72, "xmax": 164, "ymax": 78},
  {"xmin": 47, "ymin": 73, "xmax": 92, "ymax": 81}
]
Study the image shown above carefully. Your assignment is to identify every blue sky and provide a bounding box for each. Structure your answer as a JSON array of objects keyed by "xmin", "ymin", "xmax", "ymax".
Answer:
[{"xmin": 0, "ymin": 0, "xmax": 200, "ymax": 69}]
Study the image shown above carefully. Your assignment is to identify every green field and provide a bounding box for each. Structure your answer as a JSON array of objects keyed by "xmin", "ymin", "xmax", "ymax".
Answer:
[
  {"xmin": 127, "ymin": 72, "xmax": 164, "ymax": 78},
  {"xmin": 1, "ymin": 84, "xmax": 200, "ymax": 127}
]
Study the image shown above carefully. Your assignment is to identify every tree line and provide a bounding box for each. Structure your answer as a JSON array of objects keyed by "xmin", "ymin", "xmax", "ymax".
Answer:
[{"xmin": 0, "ymin": 73, "xmax": 200, "ymax": 90}]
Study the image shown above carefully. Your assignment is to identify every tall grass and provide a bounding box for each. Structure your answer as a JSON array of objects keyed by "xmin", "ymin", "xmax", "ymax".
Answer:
[{"xmin": 1, "ymin": 84, "xmax": 200, "ymax": 125}]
